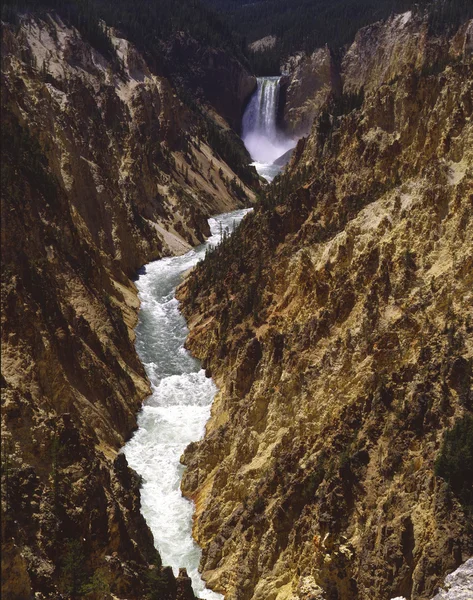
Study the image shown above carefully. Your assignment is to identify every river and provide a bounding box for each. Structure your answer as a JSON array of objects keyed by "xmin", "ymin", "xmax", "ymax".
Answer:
[
  {"xmin": 122, "ymin": 74, "xmax": 290, "ymax": 600},
  {"xmin": 123, "ymin": 209, "xmax": 251, "ymax": 599}
]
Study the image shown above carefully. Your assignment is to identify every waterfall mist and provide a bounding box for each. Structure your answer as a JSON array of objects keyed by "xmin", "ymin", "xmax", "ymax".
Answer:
[{"xmin": 242, "ymin": 76, "xmax": 295, "ymax": 180}]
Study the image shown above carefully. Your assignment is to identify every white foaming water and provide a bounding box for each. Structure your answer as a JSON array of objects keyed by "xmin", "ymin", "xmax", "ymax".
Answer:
[
  {"xmin": 123, "ymin": 209, "xmax": 251, "ymax": 600},
  {"xmin": 242, "ymin": 76, "xmax": 295, "ymax": 181},
  {"xmin": 250, "ymin": 161, "xmax": 285, "ymax": 182}
]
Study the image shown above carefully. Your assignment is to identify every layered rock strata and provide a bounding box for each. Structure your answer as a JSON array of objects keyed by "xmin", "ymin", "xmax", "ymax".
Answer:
[
  {"xmin": 178, "ymin": 16, "xmax": 473, "ymax": 600},
  {"xmin": 1, "ymin": 12, "xmax": 256, "ymax": 600}
]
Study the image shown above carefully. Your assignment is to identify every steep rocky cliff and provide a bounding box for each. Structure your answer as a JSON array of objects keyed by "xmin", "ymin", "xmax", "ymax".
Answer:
[
  {"xmin": 1, "ymin": 10, "xmax": 257, "ymax": 600},
  {"xmin": 178, "ymin": 15, "xmax": 473, "ymax": 600},
  {"xmin": 280, "ymin": 47, "xmax": 340, "ymax": 137},
  {"xmin": 164, "ymin": 32, "xmax": 256, "ymax": 133},
  {"xmin": 280, "ymin": 11, "xmax": 473, "ymax": 139}
]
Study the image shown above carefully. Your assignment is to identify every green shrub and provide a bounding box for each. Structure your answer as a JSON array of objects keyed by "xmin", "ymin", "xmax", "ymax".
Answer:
[
  {"xmin": 81, "ymin": 568, "xmax": 110, "ymax": 597},
  {"xmin": 60, "ymin": 539, "xmax": 87, "ymax": 596}
]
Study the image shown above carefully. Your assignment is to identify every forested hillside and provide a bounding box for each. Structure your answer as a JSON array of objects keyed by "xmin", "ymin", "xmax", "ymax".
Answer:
[
  {"xmin": 1, "ymin": 0, "xmax": 245, "ymax": 67},
  {"xmin": 203, "ymin": 0, "xmax": 473, "ymax": 73}
]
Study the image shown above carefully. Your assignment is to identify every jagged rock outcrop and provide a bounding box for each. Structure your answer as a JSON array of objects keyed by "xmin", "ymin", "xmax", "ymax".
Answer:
[
  {"xmin": 280, "ymin": 11, "xmax": 473, "ymax": 140},
  {"xmin": 341, "ymin": 11, "xmax": 473, "ymax": 93},
  {"xmin": 1, "ymin": 11, "xmax": 257, "ymax": 600},
  {"xmin": 280, "ymin": 47, "xmax": 340, "ymax": 137},
  {"xmin": 178, "ymin": 15, "xmax": 473, "ymax": 600},
  {"xmin": 249, "ymin": 36, "xmax": 277, "ymax": 53},
  {"xmin": 431, "ymin": 558, "xmax": 473, "ymax": 599}
]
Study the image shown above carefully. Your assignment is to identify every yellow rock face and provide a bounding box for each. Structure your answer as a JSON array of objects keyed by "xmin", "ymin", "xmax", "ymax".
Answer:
[
  {"xmin": 178, "ymin": 16, "xmax": 473, "ymax": 600},
  {"xmin": 1, "ymin": 13, "xmax": 256, "ymax": 599}
]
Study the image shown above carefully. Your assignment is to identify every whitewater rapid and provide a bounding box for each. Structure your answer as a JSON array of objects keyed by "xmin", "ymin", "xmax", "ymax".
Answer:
[{"xmin": 123, "ymin": 209, "xmax": 251, "ymax": 600}]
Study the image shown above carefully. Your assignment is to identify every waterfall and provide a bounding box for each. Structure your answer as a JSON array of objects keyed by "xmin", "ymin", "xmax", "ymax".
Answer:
[
  {"xmin": 243, "ymin": 76, "xmax": 280, "ymax": 144},
  {"xmin": 242, "ymin": 76, "xmax": 295, "ymax": 181}
]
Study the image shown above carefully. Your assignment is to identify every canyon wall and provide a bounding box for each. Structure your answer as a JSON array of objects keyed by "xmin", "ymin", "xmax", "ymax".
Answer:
[
  {"xmin": 280, "ymin": 46, "xmax": 340, "ymax": 138},
  {"xmin": 1, "ymin": 12, "xmax": 257, "ymax": 599},
  {"xmin": 163, "ymin": 32, "xmax": 256, "ymax": 132},
  {"xmin": 178, "ymin": 15, "xmax": 473, "ymax": 600},
  {"xmin": 280, "ymin": 12, "xmax": 473, "ymax": 138}
]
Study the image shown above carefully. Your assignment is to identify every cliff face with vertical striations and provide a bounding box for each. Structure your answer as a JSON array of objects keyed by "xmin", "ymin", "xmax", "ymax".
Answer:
[
  {"xmin": 280, "ymin": 11, "xmax": 473, "ymax": 140},
  {"xmin": 280, "ymin": 46, "xmax": 340, "ymax": 137},
  {"xmin": 1, "ymin": 10, "xmax": 257, "ymax": 600},
  {"xmin": 177, "ymin": 14, "xmax": 473, "ymax": 600}
]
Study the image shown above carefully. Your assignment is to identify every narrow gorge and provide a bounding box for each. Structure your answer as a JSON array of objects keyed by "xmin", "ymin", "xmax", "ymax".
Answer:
[
  {"xmin": 1, "ymin": 1, "xmax": 473, "ymax": 600},
  {"xmin": 123, "ymin": 209, "xmax": 251, "ymax": 600},
  {"xmin": 120, "ymin": 67, "xmax": 294, "ymax": 600}
]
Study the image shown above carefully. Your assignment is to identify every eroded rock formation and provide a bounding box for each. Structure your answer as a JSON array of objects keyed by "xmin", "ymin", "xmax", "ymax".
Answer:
[
  {"xmin": 1, "ymin": 12, "xmax": 257, "ymax": 599},
  {"xmin": 280, "ymin": 47, "xmax": 340, "ymax": 137},
  {"xmin": 280, "ymin": 11, "xmax": 473, "ymax": 139},
  {"xmin": 178, "ymin": 15, "xmax": 473, "ymax": 600}
]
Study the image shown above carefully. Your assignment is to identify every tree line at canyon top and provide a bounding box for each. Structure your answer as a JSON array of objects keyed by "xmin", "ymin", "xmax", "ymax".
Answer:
[{"xmin": 3, "ymin": 0, "xmax": 472, "ymax": 76}]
